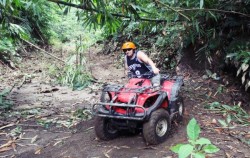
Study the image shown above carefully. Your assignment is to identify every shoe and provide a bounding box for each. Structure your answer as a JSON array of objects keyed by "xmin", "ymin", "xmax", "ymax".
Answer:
[{"xmin": 153, "ymin": 83, "xmax": 160, "ymax": 87}]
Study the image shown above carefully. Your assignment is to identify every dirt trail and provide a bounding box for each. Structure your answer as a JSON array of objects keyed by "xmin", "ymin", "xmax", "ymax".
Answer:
[{"xmin": 0, "ymin": 49, "xmax": 249, "ymax": 158}]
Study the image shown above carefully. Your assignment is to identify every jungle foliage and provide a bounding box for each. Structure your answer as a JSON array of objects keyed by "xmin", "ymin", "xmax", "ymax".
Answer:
[
  {"xmin": 1, "ymin": 0, "xmax": 250, "ymax": 90},
  {"xmin": 0, "ymin": 0, "xmax": 55, "ymax": 64}
]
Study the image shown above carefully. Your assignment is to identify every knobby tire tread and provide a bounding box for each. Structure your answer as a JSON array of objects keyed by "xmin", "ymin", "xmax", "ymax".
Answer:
[
  {"xmin": 94, "ymin": 116, "xmax": 118, "ymax": 140},
  {"xmin": 143, "ymin": 109, "xmax": 170, "ymax": 145}
]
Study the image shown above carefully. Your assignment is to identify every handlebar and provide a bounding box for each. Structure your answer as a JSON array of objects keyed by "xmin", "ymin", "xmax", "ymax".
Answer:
[
  {"xmin": 128, "ymin": 72, "xmax": 156, "ymax": 79},
  {"xmin": 128, "ymin": 72, "xmax": 170, "ymax": 79}
]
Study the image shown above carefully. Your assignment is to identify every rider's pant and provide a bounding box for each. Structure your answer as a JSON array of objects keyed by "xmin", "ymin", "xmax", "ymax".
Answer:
[{"xmin": 151, "ymin": 74, "xmax": 161, "ymax": 86}]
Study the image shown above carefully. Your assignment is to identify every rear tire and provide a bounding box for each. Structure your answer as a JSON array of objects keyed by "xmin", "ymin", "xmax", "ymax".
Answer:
[
  {"xmin": 94, "ymin": 117, "xmax": 119, "ymax": 140},
  {"xmin": 176, "ymin": 96, "xmax": 184, "ymax": 122},
  {"xmin": 143, "ymin": 109, "xmax": 170, "ymax": 145}
]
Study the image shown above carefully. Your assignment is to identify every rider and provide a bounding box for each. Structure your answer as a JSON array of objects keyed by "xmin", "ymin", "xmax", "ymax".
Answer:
[{"xmin": 122, "ymin": 41, "xmax": 161, "ymax": 86}]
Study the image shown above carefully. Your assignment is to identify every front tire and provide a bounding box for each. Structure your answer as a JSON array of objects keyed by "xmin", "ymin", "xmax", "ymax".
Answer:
[
  {"xmin": 143, "ymin": 109, "xmax": 170, "ymax": 145},
  {"xmin": 100, "ymin": 91, "xmax": 111, "ymax": 102},
  {"xmin": 94, "ymin": 117, "xmax": 119, "ymax": 140}
]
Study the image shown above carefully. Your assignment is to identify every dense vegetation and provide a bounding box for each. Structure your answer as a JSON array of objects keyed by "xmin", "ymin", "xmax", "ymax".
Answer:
[{"xmin": 0, "ymin": 0, "xmax": 250, "ymax": 90}]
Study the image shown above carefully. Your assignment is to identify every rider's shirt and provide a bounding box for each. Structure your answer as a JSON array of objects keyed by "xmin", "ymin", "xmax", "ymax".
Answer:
[{"xmin": 126, "ymin": 51, "xmax": 153, "ymax": 78}]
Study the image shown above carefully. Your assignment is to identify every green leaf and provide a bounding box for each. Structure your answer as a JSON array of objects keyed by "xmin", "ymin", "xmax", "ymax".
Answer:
[
  {"xmin": 195, "ymin": 21, "xmax": 199, "ymax": 33},
  {"xmin": 241, "ymin": 63, "xmax": 249, "ymax": 72},
  {"xmin": 195, "ymin": 137, "xmax": 211, "ymax": 145},
  {"xmin": 245, "ymin": 80, "xmax": 250, "ymax": 91},
  {"xmin": 193, "ymin": 152, "xmax": 206, "ymax": 158},
  {"xmin": 97, "ymin": 13, "xmax": 102, "ymax": 24},
  {"xmin": 188, "ymin": 139, "xmax": 196, "ymax": 145},
  {"xmin": 0, "ymin": 96, "xmax": 2, "ymax": 104},
  {"xmin": 208, "ymin": 11, "xmax": 217, "ymax": 21},
  {"xmin": 226, "ymin": 114, "xmax": 232, "ymax": 124},
  {"xmin": 187, "ymin": 118, "xmax": 200, "ymax": 141},
  {"xmin": 205, "ymin": 69, "xmax": 212, "ymax": 76},
  {"xmin": 221, "ymin": 104, "xmax": 233, "ymax": 110},
  {"xmin": 179, "ymin": 144, "xmax": 193, "ymax": 158},
  {"xmin": 226, "ymin": 53, "xmax": 237, "ymax": 58},
  {"xmin": 170, "ymin": 144, "xmax": 185, "ymax": 153},
  {"xmin": 203, "ymin": 144, "xmax": 220, "ymax": 153},
  {"xmin": 200, "ymin": 0, "xmax": 204, "ymax": 9},
  {"xmin": 242, "ymin": 72, "xmax": 246, "ymax": 84},
  {"xmin": 0, "ymin": 88, "xmax": 10, "ymax": 96},
  {"xmin": 237, "ymin": 66, "xmax": 242, "ymax": 76},
  {"xmin": 218, "ymin": 119, "xmax": 227, "ymax": 127},
  {"xmin": 207, "ymin": 102, "xmax": 221, "ymax": 109},
  {"xmin": 1, "ymin": 0, "xmax": 6, "ymax": 7}
]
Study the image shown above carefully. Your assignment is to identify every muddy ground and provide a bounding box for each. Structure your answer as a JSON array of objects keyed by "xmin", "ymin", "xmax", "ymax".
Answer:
[{"xmin": 0, "ymin": 47, "xmax": 249, "ymax": 158}]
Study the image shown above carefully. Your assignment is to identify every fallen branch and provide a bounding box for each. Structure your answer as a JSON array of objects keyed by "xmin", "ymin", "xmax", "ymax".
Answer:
[
  {"xmin": 22, "ymin": 39, "xmax": 65, "ymax": 63},
  {"xmin": 0, "ymin": 154, "xmax": 13, "ymax": 158},
  {"xmin": 18, "ymin": 124, "xmax": 43, "ymax": 128},
  {"xmin": 71, "ymin": 101, "xmax": 84, "ymax": 107},
  {"xmin": 84, "ymin": 126, "xmax": 94, "ymax": 132},
  {"xmin": 17, "ymin": 76, "xmax": 26, "ymax": 89},
  {"xmin": 0, "ymin": 140, "xmax": 16, "ymax": 153},
  {"xmin": 0, "ymin": 123, "xmax": 16, "ymax": 130},
  {"xmin": 104, "ymin": 148, "xmax": 113, "ymax": 158},
  {"xmin": 54, "ymin": 136, "xmax": 71, "ymax": 141}
]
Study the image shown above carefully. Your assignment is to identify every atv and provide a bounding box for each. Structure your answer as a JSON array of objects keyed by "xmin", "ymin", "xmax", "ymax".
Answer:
[{"xmin": 92, "ymin": 73, "xmax": 184, "ymax": 145}]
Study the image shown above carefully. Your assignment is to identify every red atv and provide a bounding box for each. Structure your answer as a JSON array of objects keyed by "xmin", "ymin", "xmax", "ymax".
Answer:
[{"xmin": 92, "ymin": 73, "xmax": 184, "ymax": 145}]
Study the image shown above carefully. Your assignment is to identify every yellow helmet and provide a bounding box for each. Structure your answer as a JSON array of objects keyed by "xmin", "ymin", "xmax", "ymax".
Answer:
[{"xmin": 121, "ymin": 42, "xmax": 136, "ymax": 50}]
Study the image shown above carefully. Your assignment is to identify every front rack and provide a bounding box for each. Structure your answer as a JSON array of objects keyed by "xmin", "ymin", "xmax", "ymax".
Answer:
[{"xmin": 103, "ymin": 84, "xmax": 156, "ymax": 93}]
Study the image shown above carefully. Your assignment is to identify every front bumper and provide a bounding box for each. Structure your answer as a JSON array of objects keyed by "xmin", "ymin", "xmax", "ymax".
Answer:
[{"xmin": 92, "ymin": 102, "xmax": 146, "ymax": 121}]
